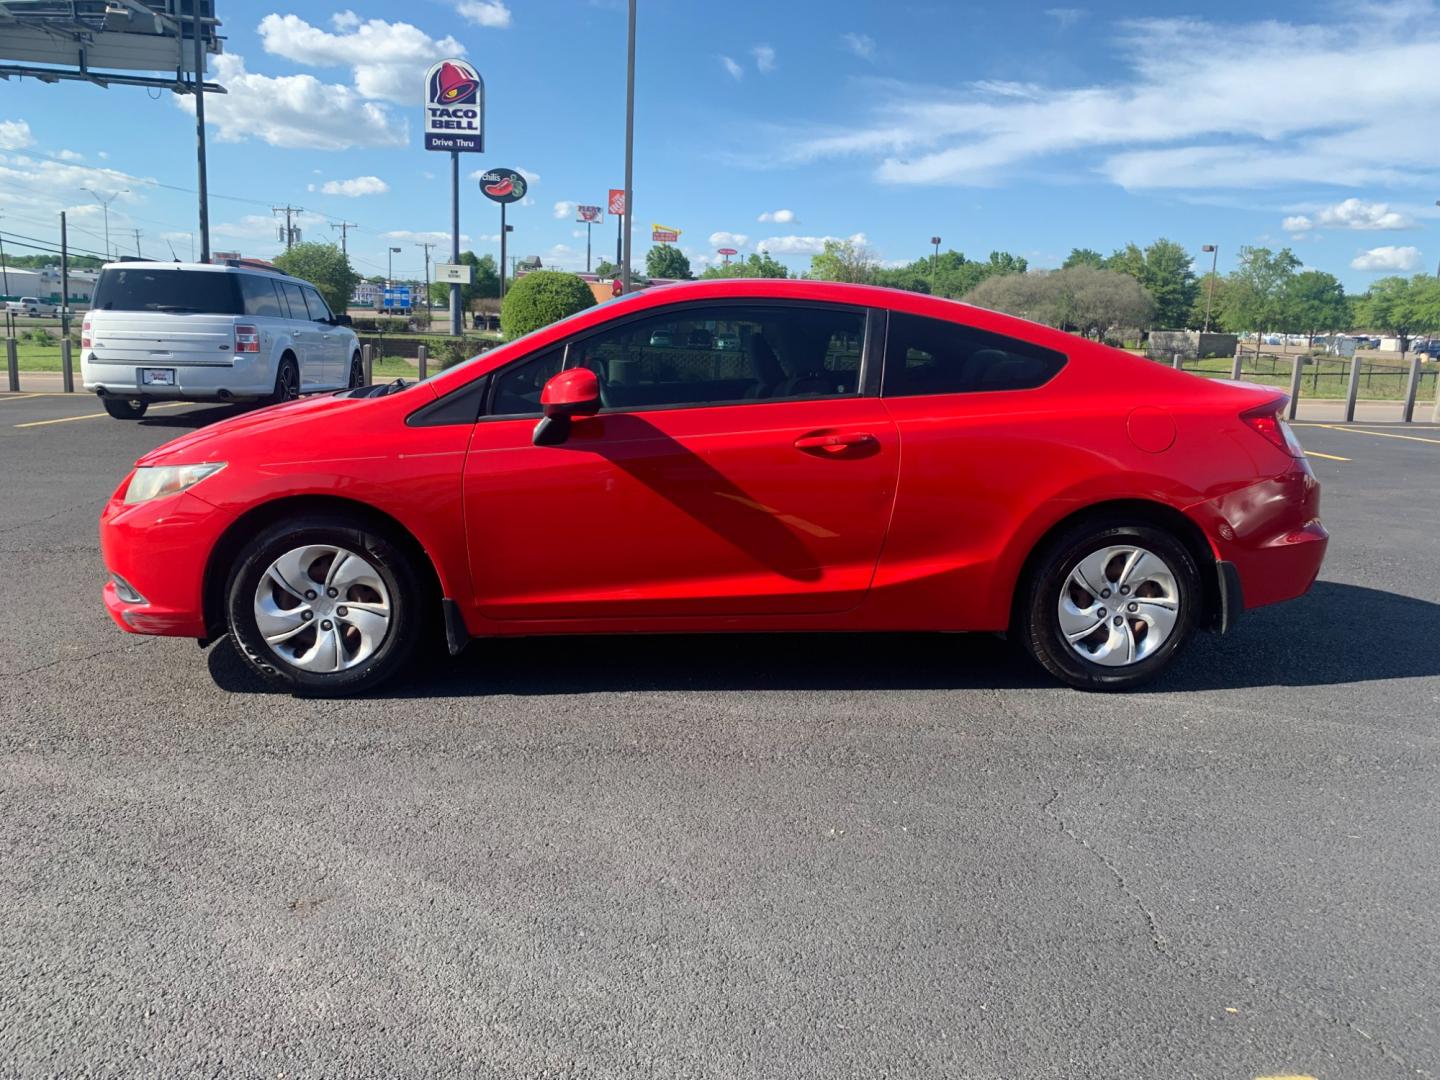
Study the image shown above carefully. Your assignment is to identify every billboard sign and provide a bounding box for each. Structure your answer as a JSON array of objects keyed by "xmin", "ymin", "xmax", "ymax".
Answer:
[
  {"xmin": 423, "ymin": 58, "xmax": 485, "ymax": 152},
  {"xmin": 479, "ymin": 168, "xmax": 528, "ymax": 204},
  {"xmin": 716, "ymin": 247, "xmax": 738, "ymax": 256},
  {"xmin": 651, "ymin": 224, "xmax": 680, "ymax": 243},
  {"xmin": 576, "ymin": 205, "xmax": 604, "ymax": 224},
  {"xmin": 435, "ymin": 263, "xmax": 473, "ymax": 284},
  {"xmin": 383, "ymin": 286, "xmax": 412, "ymax": 309},
  {"xmin": 608, "ymin": 189, "xmax": 627, "ymax": 215}
]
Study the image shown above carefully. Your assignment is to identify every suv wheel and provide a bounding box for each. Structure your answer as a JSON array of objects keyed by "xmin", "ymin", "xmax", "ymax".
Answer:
[
  {"xmin": 103, "ymin": 397, "xmax": 148, "ymax": 420},
  {"xmin": 268, "ymin": 355, "xmax": 299, "ymax": 405},
  {"xmin": 225, "ymin": 515, "xmax": 422, "ymax": 696},
  {"xmin": 348, "ymin": 351, "xmax": 364, "ymax": 388},
  {"xmin": 1018, "ymin": 520, "xmax": 1200, "ymax": 690}
]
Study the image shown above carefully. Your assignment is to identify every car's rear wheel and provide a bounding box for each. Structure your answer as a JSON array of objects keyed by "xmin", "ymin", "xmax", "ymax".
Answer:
[
  {"xmin": 225, "ymin": 515, "xmax": 422, "ymax": 695},
  {"xmin": 103, "ymin": 397, "xmax": 148, "ymax": 420},
  {"xmin": 268, "ymin": 355, "xmax": 299, "ymax": 405},
  {"xmin": 1018, "ymin": 520, "xmax": 1200, "ymax": 690}
]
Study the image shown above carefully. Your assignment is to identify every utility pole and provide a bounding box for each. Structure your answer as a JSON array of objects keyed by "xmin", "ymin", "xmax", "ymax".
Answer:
[
  {"xmin": 621, "ymin": 0, "xmax": 636, "ymax": 296},
  {"xmin": 192, "ymin": 3, "xmax": 211, "ymax": 263},
  {"xmin": 0, "ymin": 215, "xmax": 10, "ymax": 338},
  {"xmin": 85, "ymin": 188, "xmax": 127, "ymax": 260},
  {"xmin": 331, "ymin": 221, "xmax": 357, "ymax": 258},
  {"xmin": 133, "ymin": 228, "xmax": 143, "ymax": 258},
  {"xmin": 273, "ymin": 205, "xmax": 304, "ymax": 250},
  {"xmin": 416, "ymin": 241, "xmax": 435, "ymax": 330},
  {"xmin": 1201, "ymin": 244, "xmax": 1219, "ymax": 333},
  {"xmin": 60, "ymin": 211, "xmax": 70, "ymax": 341}
]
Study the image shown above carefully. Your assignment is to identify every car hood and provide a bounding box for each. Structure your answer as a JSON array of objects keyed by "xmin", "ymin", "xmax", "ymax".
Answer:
[{"xmin": 135, "ymin": 385, "xmax": 437, "ymax": 467}]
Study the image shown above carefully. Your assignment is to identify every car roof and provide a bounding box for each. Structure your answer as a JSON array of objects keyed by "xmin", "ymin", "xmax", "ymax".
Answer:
[{"xmin": 99, "ymin": 259, "xmax": 293, "ymax": 279}]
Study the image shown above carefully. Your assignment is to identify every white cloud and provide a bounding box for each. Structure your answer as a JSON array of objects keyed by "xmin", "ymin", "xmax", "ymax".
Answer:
[
  {"xmin": 757, "ymin": 232, "xmax": 867, "ymax": 256},
  {"xmin": 457, "ymin": 1, "xmax": 512, "ymax": 28},
  {"xmin": 1045, "ymin": 8, "xmax": 1086, "ymax": 28},
  {"xmin": 518, "ymin": 168, "xmax": 540, "ymax": 182},
  {"xmin": 554, "ymin": 200, "xmax": 576, "ymax": 219},
  {"xmin": 720, "ymin": 55, "xmax": 743, "ymax": 80},
  {"xmin": 257, "ymin": 13, "xmax": 465, "ymax": 103},
  {"xmin": 383, "ymin": 229, "xmax": 470, "ymax": 246},
  {"xmin": 0, "ymin": 120, "xmax": 34, "ymax": 150},
  {"xmin": 55, "ymin": 149, "xmax": 83, "ymax": 162},
  {"xmin": 1351, "ymin": 245, "xmax": 1422, "ymax": 271},
  {"xmin": 1314, "ymin": 198, "xmax": 1415, "ymax": 230},
  {"xmin": 841, "ymin": 33, "xmax": 875, "ymax": 60},
  {"xmin": 320, "ymin": 175, "xmax": 389, "ymax": 197},
  {"xmin": 213, "ymin": 210, "xmax": 327, "ymax": 245},
  {"xmin": 752, "ymin": 44, "xmax": 777, "ymax": 73},
  {"xmin": 0, "ymin": 152, "xmax": 147, "ymax": 225},
  {"xmin": 757, "ymin": 208, "xmax": 797, "ymax": 224},
  {"xmin": 175, "ymin": 54, "xmax": 408, "ymax": 150},
  {"xmin": 709, "ymin": 231, "xmax": 750, "ymax": 249},
  {"xmin": 1283, "ymin": 215, "xmax": 1313, "ymax": 233},
  {"xmin": 761, "ymin": 6, "xmax": 1440, "ymax": 192}
]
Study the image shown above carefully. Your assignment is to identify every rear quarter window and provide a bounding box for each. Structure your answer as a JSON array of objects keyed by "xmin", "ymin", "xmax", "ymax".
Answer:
[
  {"xmin": 883, "ymin": 312, "xmax": 1066, "ymax": 397},
  {"xmin": 238, "ymin": 274, "xmax": 286, "ymax": 318},
  {"xmin": 91, "ymin": 268, "xmax": 243, "ymax": 316}
]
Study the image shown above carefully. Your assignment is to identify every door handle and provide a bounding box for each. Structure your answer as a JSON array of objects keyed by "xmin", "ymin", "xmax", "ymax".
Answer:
[{"xmin": 793, "ymin": 431, "xmax": 878, "ymax": 452}]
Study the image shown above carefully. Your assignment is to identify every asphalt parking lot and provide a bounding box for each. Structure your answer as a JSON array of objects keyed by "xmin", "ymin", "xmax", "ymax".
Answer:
[{"xmin": 1, "ymin": 392, "xmax": 1437, "ymax": 1079}]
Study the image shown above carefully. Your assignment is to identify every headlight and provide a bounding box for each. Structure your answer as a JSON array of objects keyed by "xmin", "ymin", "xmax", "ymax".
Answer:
[{"xmin": 123, "ymin": 462, "xmax": 226, "ymax": 505}]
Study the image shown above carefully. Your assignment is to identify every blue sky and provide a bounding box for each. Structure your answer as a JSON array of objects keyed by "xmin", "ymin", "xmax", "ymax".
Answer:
[{"xmin": 1, "ymin": 0, "xmax": 1437, "ymax": 289}]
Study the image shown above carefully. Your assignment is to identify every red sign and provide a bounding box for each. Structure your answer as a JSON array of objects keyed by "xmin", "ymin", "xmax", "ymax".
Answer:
[
  {"xmin": 608, "ymin": 188, "xmax": 626, "ymax": 215},
  {"xmin": 717, "ymin": 247, "xmax": 738, "ymax": 256}
]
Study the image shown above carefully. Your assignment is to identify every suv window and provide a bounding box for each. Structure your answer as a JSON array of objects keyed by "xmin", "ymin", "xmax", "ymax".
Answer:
[
  {"xmin": 567, "ymin": 303, "xmax": 865, "ymax": 411},
  {"xmin": 301, "ymin": 285, "xmax": 332, "ymax": 322},
  {"xmin": 490, "ymin": 348, "xmax": 565, "ymax": 417},
  {"xmin": 882, "ymin": 312, "xmax": 1065, "ymax": 397},
  {"xmin": 279, "ymin": 281, "xmax": 307, "ymax": 321},
  {"xmin": 91, "ymin": 268, "xmax": 243, "ymax": 315},
  {"xmin": 238, "ymin": 274, "xmax": 285, "ymax": 318}
]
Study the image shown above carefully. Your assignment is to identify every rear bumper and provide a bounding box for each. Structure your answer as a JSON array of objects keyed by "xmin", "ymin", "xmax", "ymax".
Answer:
[
  {"xmin": 83, "ymin": 353, "xmax": 274, "ymax": 400},
  {"xmin": 1187, "ymin": 459, "xmax": 1328, "ymax": 616}
]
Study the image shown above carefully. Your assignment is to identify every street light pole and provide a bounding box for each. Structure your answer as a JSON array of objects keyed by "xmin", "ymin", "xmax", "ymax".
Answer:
[
  {"xmin": 388, "ymin": 246, "xmax": 401, "ymax": 285},
  {"xmin": 85, "ymin": 188, "xmax": 127, "ymax": 260},
  {"xmin": 1201, "ymin": 243, "xmax": 1219, "ymax": 333},
  {"xmin": 930, "ymin": 235, "xmax": 941, "ymax": 291},
  {"xmin": 620, "ymin": 0, "xmax": 636, "ymax": 296},
  {"xmin": 1434, "ymin": 201, "xmax": 1439, "ymax": 277}
]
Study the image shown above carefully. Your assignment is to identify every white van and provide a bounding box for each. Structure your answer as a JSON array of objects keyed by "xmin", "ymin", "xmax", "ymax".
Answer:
[{"xmin": 82, "ymin": 260, "xmax": 362, "ymax": 419}]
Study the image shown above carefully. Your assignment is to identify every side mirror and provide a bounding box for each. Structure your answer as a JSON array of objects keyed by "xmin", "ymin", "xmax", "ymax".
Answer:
[{"xmin": 533, "ymin": 368, "xmax": 601, "ymax": 446}]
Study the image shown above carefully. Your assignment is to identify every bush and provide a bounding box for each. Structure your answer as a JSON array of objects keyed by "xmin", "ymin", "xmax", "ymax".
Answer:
[
  {"xmin": 350, "ymin": 316, "xmax": 409, "ymax": 334},
  {"xmin": 419, "ymin": 336, "xmax": 476, "ymax": 370},
  {"xmin": 500, "ymin": 271, "xmax": 596, "ymax": 340},
  {"xmin": 23, "ymin": 328, "xmax": 56, "ymax": 347}
]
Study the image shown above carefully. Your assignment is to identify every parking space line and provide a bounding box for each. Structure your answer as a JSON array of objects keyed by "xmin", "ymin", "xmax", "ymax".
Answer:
[
  {"xmin": 1303, "ymin": 449, "xmax": 1350, "ymax": 461},
  {"xmin": 0, "ymin": 393, "xmax": 65, "ymax": 403},
  {"xmin": 1297, "ymin": 424, "xmax": 1440, "ymax": 446},
  {"xmin": 15, "ymin": 402, "xmax": 191, "ymax": 428}
]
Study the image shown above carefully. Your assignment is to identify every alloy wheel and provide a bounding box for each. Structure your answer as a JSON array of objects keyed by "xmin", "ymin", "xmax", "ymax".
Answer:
[
  {"xmin": 1057, "ymin": 545, "xmax": 1180, "ymax": 667},
  {"xmin": 252, "ymin": 544, "xmax": 391, "ymax": 673}
]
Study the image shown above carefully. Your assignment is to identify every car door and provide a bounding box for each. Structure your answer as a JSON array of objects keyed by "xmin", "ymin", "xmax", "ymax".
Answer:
[
  {"xmin": 461, "ymin": 300, "xmax": 899, "ymax": 620},
  {"xmin": 300, "ymin": 285, "xmax": 343, "ymax": 387},
  {"xmin": 276, "ymin": 281, "xmax": 318, "ymax": 386}
]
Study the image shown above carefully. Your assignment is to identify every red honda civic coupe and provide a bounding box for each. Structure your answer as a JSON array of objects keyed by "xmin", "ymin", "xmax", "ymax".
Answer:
[{"xmin": 99, "ymin": 279, "xmax": 1326, "ymax": 695}]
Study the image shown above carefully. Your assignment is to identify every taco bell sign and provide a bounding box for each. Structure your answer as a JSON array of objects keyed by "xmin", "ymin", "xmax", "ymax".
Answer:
[{"xmin": 423, "ymin": 58, "xmax": 484, "ymax": 152}]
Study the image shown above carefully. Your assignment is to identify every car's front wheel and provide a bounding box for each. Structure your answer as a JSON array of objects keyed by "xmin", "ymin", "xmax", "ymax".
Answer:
[
  {"xmin": 347, "ymin": 351, "xmax": 364, "ymax": 388},
  {"xmin": 225, "ymin": 515, "xmax": 423, "ymax": 695},
  {"xmin": 1018, "ymin": 520, "xmax": 1200, "ymax": 690},
  {"xmin": 103, "ymin": 397, "xmax": 148, "ymax": 420}
]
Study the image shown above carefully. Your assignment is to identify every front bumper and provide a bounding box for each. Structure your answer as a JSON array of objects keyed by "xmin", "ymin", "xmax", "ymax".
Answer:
[{"xmin": 99, "ymin": 482, "xmax": 235, "ymax": 638}]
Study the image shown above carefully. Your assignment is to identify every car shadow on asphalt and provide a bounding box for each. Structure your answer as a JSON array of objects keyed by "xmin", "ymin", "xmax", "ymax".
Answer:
[
  {"xmin": 205, "ymin": 581, "xmax": 1440, "ymax": 698},
  {"xmin": 138, "ymin": 405, "xmax": 251, "ymax": 429}
]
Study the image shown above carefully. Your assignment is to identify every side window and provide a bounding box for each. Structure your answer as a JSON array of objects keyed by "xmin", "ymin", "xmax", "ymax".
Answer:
[
  {"xmin": 301, "ymin": 286, "xmax": 332, "ymax": 322},
  {"xmin": 489, "ymin": 347, "xmax": 565, "ymax": 417},
  {"xmin": 280, "ymin": 282, "xmax": 307, "ymax": 321},
  {"xmin": 567, "ymin": 303, "xmax": 865, "ymax": 411},
  {"xmin": 238, "ymin": 275, "xmax": 285, "ymax": 318},
  {"xmin": 883, "ymin": 313, "xmax": 1065, "ymax": 397}
]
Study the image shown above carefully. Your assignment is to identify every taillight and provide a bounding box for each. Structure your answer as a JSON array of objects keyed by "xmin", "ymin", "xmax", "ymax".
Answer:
[
  {"xmin": 235, "ymin": 324, "xmax": 260, "ymax": 354},
  {"xmin": 1241, "ymin": 400, "xmax": 1303, "ymax": 458},
  {"xmin": 81, "ymin": 317, "xmax": 91, "ymax": 350}
]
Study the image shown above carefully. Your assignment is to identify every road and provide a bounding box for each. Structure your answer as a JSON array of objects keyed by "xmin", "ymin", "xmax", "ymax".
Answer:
[{"xmin": 1, "ymin": 392, "xmax": 1437, "ymax": 1079}]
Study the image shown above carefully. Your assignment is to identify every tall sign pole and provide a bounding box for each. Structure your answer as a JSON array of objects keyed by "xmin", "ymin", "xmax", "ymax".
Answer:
[
  {"xmin": 1201, "ymin": 244, "xmax": 1218, "ymax": 333},
  {"xmin": 423, "ymin": 58, "xmax": 485, "ymax": 336},
  {"xmin": 480, "ymin": 169, "xmax": 527, "ymax": 300},
  {"xmin": 622, "ymin": 0, "xmax": 637, "ymax": 294},
  {"xmin": 192, "ymin": 6, "xmax": 211, "ymax": 262}
]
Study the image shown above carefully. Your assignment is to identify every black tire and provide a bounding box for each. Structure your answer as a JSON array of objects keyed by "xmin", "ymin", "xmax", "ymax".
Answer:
[
  {"xmin": 1017, "ymin": 519, "xmax": 1201, "ymax": 690},
  {"xmin": 103, "ymin": 397, "xmax": 148, "ymax": 419},
  {"xmin": 224, "ymin": 514, "xmax": 423, "ymax": 696},
  {"xmin": 268, "ymin": 354, "xmax": 300, "ymax": 405},
  {"xmin": 347, "ymin": 351, "xmax": 364, "ymax": 388}
]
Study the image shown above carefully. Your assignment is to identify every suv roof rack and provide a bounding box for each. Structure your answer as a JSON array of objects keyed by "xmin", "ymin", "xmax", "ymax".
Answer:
[{"xmin": 219, "ymin": 258, "xmax": 293, "ymax": 277}]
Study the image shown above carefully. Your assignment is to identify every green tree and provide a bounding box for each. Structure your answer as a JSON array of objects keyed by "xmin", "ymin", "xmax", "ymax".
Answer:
[
  {"xmin": 271, "ymin": 242, "xmax": 359, "ymax": 314},
  {"xmin": 645, "ymin": 245, "xmax": 692, "ymax": 280},
  {"xmin": 868, "ymin": 248, "xmax": 1029, "ymax": 298},
  {"xmin": 1280, "ymin": 270, "xmax": 1349, "ymax": 346},
  {"xmin": 1219, "ymin": 246, "xmax": 1301, "ymax": 355},
  {"xmin": 1104, "ymin": 243, "xmax": 1146, "ymax": 281},
  {"xmin": 1356, "ymin": 274, "xmax": 1440, "ymax": 360},
  {"xmin": 699, "ymin": 252, "xmax": 789, "ymax": 279},
  {"xmin": 1138, "ymin": 239, "xmax": 1198, "ymax": 329},
  {"xmin": 499, "ymin": 270, "xmax": 597, "ymax": 340},
  {"xmin": 593, "ymin": 259, "xmax": 618, "ymax": 278},
  {"xmin": 807, "ymin": 238, "xmax": 878, "ymax": 283},
  {"xmin": 1063, "ymin": 248, "xmax": 1105, "ymax": 269},
  {"xmin": 1189, "ymin": 272, "xmax": 1228, "ymax": 331},
  {"xmin": 966, "ymin": 267, "xmax": 1153, "ymax": 343}
]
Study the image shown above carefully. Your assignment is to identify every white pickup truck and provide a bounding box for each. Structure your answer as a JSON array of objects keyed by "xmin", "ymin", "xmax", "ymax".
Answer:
[{"xmin": 5, "ymin": 297, "xmax": 58, "ymax": 317}]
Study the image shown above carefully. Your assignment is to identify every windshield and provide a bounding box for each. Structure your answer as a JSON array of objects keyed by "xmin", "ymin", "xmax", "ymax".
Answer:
[{"xmin": 91, "ymin": 268, "xmax": 243, "ymax": 315}]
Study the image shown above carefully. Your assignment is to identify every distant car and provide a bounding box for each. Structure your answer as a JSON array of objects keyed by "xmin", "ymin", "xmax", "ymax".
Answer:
[
  {"xmin": 686, "ymin": 328, "xmax": 714, "ymax": 348},
  {"xmin": 714, "ymin": 332, "xmax": 741, "ymax": 351},
  {"xmin": 99, "ymin": 278, "xmax": 1327, "ymax": 696},
  {"xmin": 6, "ymin": 297, "xmax": 57, "ymax": 317},
  {"xmin": 1263, "ymin": 334, "xmax": 1284, "ymax": 345},
  {"xmin": 82, "ymin": 261, "xmax": 362, "ymax": 420}
]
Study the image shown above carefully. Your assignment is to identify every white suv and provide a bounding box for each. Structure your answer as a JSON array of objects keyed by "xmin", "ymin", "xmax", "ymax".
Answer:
[{"xmin": 82, "ymin": 260, "xmax": 362, "ymax": 420}]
